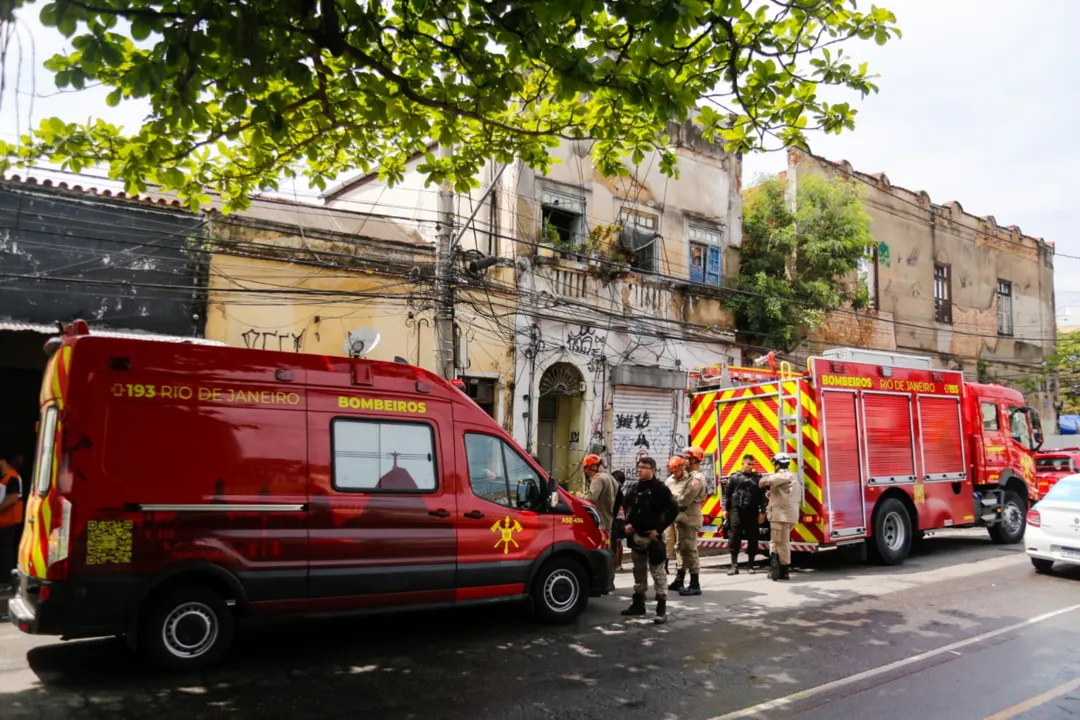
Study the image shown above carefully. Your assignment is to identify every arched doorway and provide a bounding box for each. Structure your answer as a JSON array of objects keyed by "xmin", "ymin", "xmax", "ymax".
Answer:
[{"xmin": 537, "ymin": 362, "xmax": 585, "ymax": 489}]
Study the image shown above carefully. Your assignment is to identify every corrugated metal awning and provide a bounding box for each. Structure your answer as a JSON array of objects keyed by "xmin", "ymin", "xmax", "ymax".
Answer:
[{"xmin": 0, "ymin": 319, "xmax": 224, "ymax": 346}]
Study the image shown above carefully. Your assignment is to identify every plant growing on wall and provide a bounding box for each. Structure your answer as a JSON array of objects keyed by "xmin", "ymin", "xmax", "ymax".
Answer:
[
  {"xmin": 729, "ymin": 174, "xmax": 875, "ymax": 351},
  {"xmin": 0, "ymin": 1, "xmax": 898, "ymax": 211},
  {"xmin": 1016, "ymin": 333, "xmax": 1080, "ymax": 417}
]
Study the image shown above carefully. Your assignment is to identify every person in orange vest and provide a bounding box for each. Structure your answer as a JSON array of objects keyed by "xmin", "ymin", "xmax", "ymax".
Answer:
[{"xmin": 0, "ymin": 451, "xmax": 25, "ymax": 583}]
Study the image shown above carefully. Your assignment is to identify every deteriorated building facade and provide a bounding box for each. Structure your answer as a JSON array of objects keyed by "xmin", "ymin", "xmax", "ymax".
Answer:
[{"xmin": 787, "ymin": 149, "xmax": 1058, "ymax": 428}]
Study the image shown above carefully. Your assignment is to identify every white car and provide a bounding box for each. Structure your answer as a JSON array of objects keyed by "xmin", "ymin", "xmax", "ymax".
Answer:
[{"xmin": 1027, "ymin": 473, "xmax": 1080, "ymax": 572}]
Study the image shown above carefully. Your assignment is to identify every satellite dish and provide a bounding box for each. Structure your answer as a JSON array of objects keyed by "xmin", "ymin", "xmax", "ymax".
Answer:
[{"xmin": 344, "ymin": 328, "xmax": 381, "ymax": 358}]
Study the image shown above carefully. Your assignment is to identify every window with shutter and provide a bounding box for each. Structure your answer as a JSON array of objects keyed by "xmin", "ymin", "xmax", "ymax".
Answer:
[{"xmin": 688, "ymin": 225, "xmax": 723, "ymax": 287}]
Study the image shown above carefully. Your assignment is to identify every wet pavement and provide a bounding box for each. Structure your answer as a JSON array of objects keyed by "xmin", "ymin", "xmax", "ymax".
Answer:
[{"xmin": 2, "ymin": 530, "xmax": 1079, "ymax": 719}]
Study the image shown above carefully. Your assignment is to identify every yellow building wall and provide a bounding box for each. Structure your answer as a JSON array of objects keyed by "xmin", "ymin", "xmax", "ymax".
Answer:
[{"xmin": 205, "ymin": 252, "xmax": 437, "ymax": 370}]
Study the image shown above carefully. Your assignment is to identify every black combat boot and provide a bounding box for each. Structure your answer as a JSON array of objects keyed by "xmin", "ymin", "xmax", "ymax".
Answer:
[
  {"xmin": 653, "ymin": 597, "xmax": 667, "ymax": 624},
  {"xmin": 680, "ymin": 574, "xmax": 702, "ymax": 596},
  {"xmin": 621, "ymin": 593, "xmax": 647, "ymax": 616},
  {"xmin": 769, "ymin": 552, "xmax": 781, "ymax": 581},
  {"xmin": 667, "ymin": 568, "xmax": 686, "ymax": 592},
  {"xmin": 779, "ymin": 564, "xmax": 790, "ymax": 580}
]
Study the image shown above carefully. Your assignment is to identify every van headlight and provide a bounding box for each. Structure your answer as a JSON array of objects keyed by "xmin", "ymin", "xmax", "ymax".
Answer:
[{"xmin": 584, "ymin": 506, "xmax": 601, "ymax": 529}]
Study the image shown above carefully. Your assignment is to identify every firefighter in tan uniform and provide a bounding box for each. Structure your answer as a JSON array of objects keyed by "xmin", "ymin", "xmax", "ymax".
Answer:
[
  {"xmin": 666, "ymin": 447, "xmax": 708, "ymax": 596},
  {"xmin": 759, "ymin": 452, "xmax": 802, "ymax": 581}
]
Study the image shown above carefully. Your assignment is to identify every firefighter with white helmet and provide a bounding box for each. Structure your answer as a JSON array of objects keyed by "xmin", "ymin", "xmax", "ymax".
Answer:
[{"xmin": 759, "ymin": 451, "xmax": 802, "ymax": 581}]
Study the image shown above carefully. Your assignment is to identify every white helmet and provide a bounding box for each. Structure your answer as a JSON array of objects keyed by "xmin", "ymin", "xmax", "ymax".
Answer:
[{"xmin": 773, "ymin": 452, "xmax": 792, "ymax": 466}]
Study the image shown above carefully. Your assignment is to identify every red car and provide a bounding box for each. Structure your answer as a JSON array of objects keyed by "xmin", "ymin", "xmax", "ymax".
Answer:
[
  {"xmin": 1036, "ymin": 448, "xmax": 1080, "ymax": 500},
  {"xmin": 9, "ymin": 321, "xmax": 612, "ymax": 670}
]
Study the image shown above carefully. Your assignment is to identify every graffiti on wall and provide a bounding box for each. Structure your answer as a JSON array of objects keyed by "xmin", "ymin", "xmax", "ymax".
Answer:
[
  {"xmin": 566, "ymin": 325, "xmax": 605, "ymax": 357},
  {"xmin": 611, "ymin": 404, "xmax": 675, "ymax": 481},
  {"xmin": 241, "ymin": 328, "xmax": 307, "ymax": 353}
]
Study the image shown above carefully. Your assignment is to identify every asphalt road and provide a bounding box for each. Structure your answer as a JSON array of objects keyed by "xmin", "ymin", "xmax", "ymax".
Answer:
[{"xmin": 2, "ymin": 530, "xmax": 1079, "ymax": 720}]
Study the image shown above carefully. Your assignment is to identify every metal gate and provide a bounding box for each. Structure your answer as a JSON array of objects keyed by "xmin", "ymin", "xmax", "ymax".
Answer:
[{"xmin": 611, "ymin": 386, "xmax": 675, "ymax": 479}]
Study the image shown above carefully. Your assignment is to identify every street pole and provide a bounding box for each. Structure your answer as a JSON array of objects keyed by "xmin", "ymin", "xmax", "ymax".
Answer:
[{"xmin": 434, "ymin": 142, "xmax": 456, "ymax": 380}]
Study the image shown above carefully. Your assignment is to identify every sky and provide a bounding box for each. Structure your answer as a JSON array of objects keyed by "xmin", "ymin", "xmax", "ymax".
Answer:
[{"xmin": 0, "ymin": 0, "xmax": 1077, "ymax": 312}]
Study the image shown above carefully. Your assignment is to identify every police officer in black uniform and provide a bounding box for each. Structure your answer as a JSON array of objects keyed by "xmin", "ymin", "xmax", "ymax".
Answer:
[{"xmin": 723, "ymin": 454, "xmax": 764, "ymax": 575}]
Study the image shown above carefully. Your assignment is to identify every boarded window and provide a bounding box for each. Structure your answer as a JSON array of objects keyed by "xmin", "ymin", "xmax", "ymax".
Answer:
[
  {"xmin": 997, "ymin": 280, "xmax": 1013, "ymax": 336},
  {"xmin": 863, "ymin": 393, "xmax": 915, "ymax": 482}
]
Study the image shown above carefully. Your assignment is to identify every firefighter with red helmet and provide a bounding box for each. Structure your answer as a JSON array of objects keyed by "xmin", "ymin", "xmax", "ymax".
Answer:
[
  {"xmin": 665, "ymin": 446, "xmax": 708, "ymax": 596},
  {"xmin": 582, "ymin": 454, "xmax": 618, "ymax": 543}
]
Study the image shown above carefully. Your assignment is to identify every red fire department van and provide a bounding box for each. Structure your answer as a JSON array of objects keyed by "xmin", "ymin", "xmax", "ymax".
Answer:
[
  {"xmin": 687, "ymin": 348, "xmax": 1044, "ymax": 564},
  {"xmin": 8, "ymin": 321, "xmax": 612, "ymax": 670},
  {"xmin": 1035, "ymin": 448, "xmax": 1080, "ymax": 499}
]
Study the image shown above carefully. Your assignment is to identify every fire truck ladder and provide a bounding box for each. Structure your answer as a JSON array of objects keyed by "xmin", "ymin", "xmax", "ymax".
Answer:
[{"xmin": 777, "ymin": 361, "xmax": 806, "ymax": 505}]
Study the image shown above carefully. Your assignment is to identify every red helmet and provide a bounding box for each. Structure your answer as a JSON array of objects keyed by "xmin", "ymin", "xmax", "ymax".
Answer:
[
  {"xmin": 684, "ymin": 446, "xmax": 705, "ymax": 462},
  {"xmin": 582, "ymin": 454, "xmax": 603, "ymax": 469},
  {"xmin": 667, "ymin": 456, "xmax": 686, "ymax": 472}
]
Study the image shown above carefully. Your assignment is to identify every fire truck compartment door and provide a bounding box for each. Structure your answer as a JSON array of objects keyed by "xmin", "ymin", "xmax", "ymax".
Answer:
[{"xmin": 822, "ymin": 390, "xmax": 868, "ymax": 539}]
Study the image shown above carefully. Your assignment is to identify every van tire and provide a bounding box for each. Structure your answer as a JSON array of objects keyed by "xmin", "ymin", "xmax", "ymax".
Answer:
[
  {"xmin": 532, "ymin": 558, "xmax": 588, "ymax": 624},
  {"xmin": 869, "ymin": 498, "xmax": 912, "ymax": 566},
  {"xmin": 988, "ymin": 491, "xmax": 1026, "ymax": 544},
  {"xmin": 140, "ymin": 587, "xmax": 234, "ymax": 672}
]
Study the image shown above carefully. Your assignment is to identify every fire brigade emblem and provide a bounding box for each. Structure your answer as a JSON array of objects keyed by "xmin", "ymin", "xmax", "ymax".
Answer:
[{"xmin": 491, "ymin": 516, "xmax": 523, "ymax": 554}]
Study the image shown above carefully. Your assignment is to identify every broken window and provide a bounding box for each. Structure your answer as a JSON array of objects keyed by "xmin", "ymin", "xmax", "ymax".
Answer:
[
  {"xmin": 688, "ymin": 225, "xmax": 723, "ymax": 287},
  {"xmin": 857, "ymin": 244, "xmax": 878, "ymax": 309},
  {"xmin": 464, "ymin": 377, "xmax": 497, "ymax": 419},
  {"xmin": 618, "ymin": 209, "xmax": 659, "ymax": 273},
  {"xmin": 997, "ymin": 280, "xmax": 1013, "ymax": 336},
  {"xmin": 541, "ymin": 191, "xmax": 585, "ymax": 250},
  {"xmin": 934, "ymin": 263, "xmax": 952, "ymax": 324}
]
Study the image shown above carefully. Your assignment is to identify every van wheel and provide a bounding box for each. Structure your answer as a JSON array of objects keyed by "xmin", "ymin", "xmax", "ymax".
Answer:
[
  {"xmin": 989, "ymin": 491, "xmax": 1026, "ymax": 544},
  {"xmin": 869, "ymin": 498, "xmax": 912, "ymax": 566},
  {"xmin": 532, "ymin": 558, "xmax": 588, "ymax": 624},
  {"xmin": 141, "ymin": 587, "xmax": 234, "ymax": 672}
]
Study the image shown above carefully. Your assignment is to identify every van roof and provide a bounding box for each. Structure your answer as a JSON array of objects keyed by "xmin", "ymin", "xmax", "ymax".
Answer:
[{"xmin": 65, "ymin": 332, "xmax": 479, "ymax": 411}]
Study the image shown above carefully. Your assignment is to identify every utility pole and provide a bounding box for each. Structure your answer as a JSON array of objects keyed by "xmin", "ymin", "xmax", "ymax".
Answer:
[{"xmin": 434, "ymin": 141, "xmax": 456, "ymax": 380}]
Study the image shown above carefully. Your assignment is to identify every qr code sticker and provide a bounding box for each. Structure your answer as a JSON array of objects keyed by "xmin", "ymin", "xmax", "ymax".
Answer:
[{"xmin": 86, "ymin": 519, "xmax": 134, "ymax": 565}]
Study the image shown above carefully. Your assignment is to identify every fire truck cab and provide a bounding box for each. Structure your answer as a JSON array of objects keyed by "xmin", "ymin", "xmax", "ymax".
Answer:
[
  {"xmin": 8, "ymin": 322, "xmax": 613, "ymax": 670},
  {"xmin": 688, "ymin": 348, "xmax": 1043, "ymax": 565}
]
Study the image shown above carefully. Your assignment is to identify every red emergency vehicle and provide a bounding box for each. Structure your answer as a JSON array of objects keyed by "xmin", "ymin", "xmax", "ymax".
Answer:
[
  {"xmin": 8, "ymin": 321, "xmax": 612, "ymax": 670},
  {"xmin": 1035, "ymin": 448, "xmax": 1080, "ymax": 499},
  {"xmin": 687, "ymin": 348, "xmax": 1044, "ymax": 564}
]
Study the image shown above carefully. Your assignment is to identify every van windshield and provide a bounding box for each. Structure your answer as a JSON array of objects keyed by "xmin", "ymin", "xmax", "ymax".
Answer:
[
  {"xmin": 1037, "ymin": 457, "xmax": 1073, "ymax": 472},
  {"xmin": 33, "ymin": 405, "xmax": 59, "ymax": 495}
]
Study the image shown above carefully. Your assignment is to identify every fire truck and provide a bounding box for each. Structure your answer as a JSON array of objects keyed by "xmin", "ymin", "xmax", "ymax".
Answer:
[{"xmin": 687, "ymin": 348, "xmax": 1045, "ymax": 564}]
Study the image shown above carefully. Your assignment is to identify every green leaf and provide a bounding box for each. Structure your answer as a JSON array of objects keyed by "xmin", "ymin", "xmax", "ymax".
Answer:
[
  {"xmin": 2, "ymin": 0, "xmax": 900, "ymax": 213},
  {"xmin": 131, "ymin": 18, "xmax": 153, "ymax": 42}
]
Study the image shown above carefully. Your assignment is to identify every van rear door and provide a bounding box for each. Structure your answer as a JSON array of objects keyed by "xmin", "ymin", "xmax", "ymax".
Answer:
[{"xmin": 306, "ymin": 388, "xmax": 458, "ymax": 608}]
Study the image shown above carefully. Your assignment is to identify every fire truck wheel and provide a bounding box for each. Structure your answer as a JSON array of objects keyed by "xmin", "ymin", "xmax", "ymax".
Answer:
[
  {"xmin": 988, "ymin": 491, "xmax": 1026, "ymax": 544},
  {"xmin": 870, "ymin": 498, "xmax": 912, "ymax": 566},
  {"xmin": 532, "ymin": 557, "xmax": 588, "ymax": 624},
  {"xmin": 141, "ymin": 586, "xmax": 235, "ymax": 672}
]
